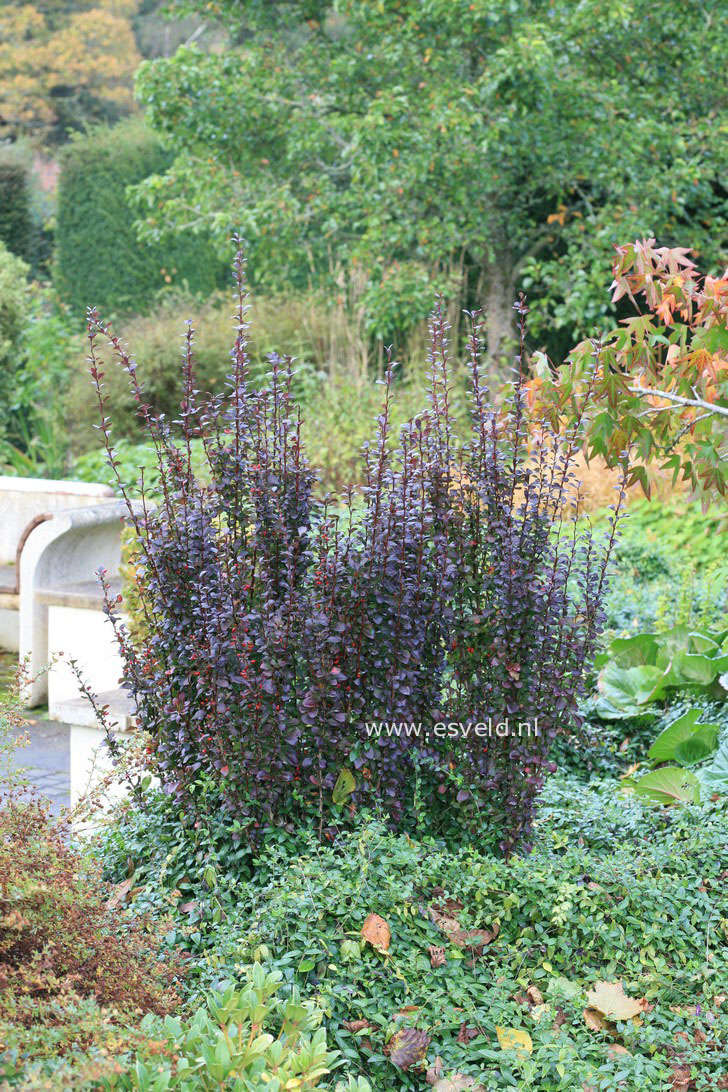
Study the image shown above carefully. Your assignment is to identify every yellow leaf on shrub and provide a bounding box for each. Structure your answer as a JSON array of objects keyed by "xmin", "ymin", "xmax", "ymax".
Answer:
[{"xmin": 496, "ymin": 1026, "xmax": 532, "ymax": 1055}]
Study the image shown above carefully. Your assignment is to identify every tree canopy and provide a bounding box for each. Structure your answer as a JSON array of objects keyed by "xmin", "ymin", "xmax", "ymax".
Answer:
[
  {"xmin": 132, "ymin": 0, "xmax": 728, "ymax": 359},
  {"xmin": 0, "ymin": 1, "xmax": 141, "ymax": 143}
]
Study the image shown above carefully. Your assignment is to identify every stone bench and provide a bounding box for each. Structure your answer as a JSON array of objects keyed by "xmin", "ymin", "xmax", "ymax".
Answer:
[
  {"xmin": 51, "ymin": 687, "xmax": 136, "ymax": 809},
  {"xmin": 0, "ymin": 476, "xmax": 113, "ymax": 652},
  {"xmin": 19, "ymin": 500, "xmax": 130, "ymax": 707}
]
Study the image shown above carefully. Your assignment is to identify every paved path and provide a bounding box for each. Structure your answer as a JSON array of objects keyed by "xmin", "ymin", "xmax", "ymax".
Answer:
[{"xmin": 8, "ymin": 718, "xmax": 71, "ymax": 814}]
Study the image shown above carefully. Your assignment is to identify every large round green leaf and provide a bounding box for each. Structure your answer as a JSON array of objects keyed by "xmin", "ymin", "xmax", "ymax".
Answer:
[
  {"xmin": 668, "ymin": 651, "xmax": 720, "ymax": 687},
  {"xmin": 688, "ymin": 631, "xmax": 719, "ymax": 654},
  {"xmin": 647, "ymin": 709, "xmax": 701, "ymax": 765},
  {"xmin": 673, "ymin": 727, "xmax": 719, "ymax": 767},
  {"xmin": 632, "ymin": 767, "xmax": 701, "ymax": 806},
  {"xmin": 648, "ymin": 712, "xmax": 720, "ymax": 766},
  {"xmin": 597, "ymin": 662, "xmax": 666, "ymax": 713},
  {"xmin": 697, "ymin": 741, "xmax": 728, "ymax": 793},
  {"xmin": 608, "ymin": 632, "xmax": 660, "ymax": 668}
]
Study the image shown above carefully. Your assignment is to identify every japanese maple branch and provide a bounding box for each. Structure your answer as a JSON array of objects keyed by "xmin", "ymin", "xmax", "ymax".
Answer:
[{"xmin": 627, "ymin": 386, "xmax": 728, "ymax": 420}]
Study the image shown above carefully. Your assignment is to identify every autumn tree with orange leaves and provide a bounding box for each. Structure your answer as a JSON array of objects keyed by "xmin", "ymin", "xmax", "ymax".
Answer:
[
  {"xmin": 0, "ymin": 1, "xmax": 141, "ymax": 143},
  {"xmin": 527, "ymin": 240, "xmax": 728, "ymax": 504}
]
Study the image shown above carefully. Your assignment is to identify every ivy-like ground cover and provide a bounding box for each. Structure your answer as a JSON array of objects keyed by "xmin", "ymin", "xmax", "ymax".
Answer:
[{"xmin": 93, "ymin": 773, "xmax": 728, "ymax": 1091}]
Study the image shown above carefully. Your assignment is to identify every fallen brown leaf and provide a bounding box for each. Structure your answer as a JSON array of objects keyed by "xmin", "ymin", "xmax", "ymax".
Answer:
[
  {"xmin": 429, "ymin": 899, "xmax": 498, "ymax": 957},
  {"xmin": 425, "ymin": 1057, "xmax": 444, "ymax": 1086},
  {"xmin": 457, "ymin": 1022, "xmax": 485, "ymax": 1044},
  {"xmin": 105, "ymin": 875, "xmax": 135, "ymax": 911},
  {"xmin": 457, "ymin": 926, "xmax": 499, "ymax": 952},
  {"xmin": 526, "ymin": 985, "xmax": 544, "ymax": 1007},
  {"xmin": 385, "ymin": 1027, "xmax": 430, "ymax": 1071},
  {"xmin": 583, "ymin": 1007, "xmax": 609, "ymax": 1032},
  {"xmin": 432, "ymin": 1078, "xmax": 485, "ymax": 1092},
  {"xmin": 343, "ymin": 1020, "xmax": 372, "ymax": 1033},
  {"xmin": 361, "ymin": 912, "xmax": 390, "ymax": 953},
  {"xmin": 586, "ymin": 980, "xmax": 648, "ymax": 1021},
  {"xmin": 428, "ymin": 945, "xmax": 446, "ymax": 968},
  {"xmin": 670, "ymin": 1063, "xmax": 695, "ymax": 1091}
]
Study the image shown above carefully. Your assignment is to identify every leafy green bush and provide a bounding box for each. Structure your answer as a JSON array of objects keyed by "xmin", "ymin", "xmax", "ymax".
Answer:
[
  {"xmin": 55, "ymin": 120, "xmax": 227, "ymax": 321},
  {"xmin": 0, "ymin": 241, "xmax": 30, "ymax": 439},
  {"xmin": 116, "ymin": 968, "xmax": 349, "ymax": 1091},
  {"xmin": 617, "ymin": 706, "xmax": 728, "ymax": 806},
  {"xmin": 4, "ymin": 963, "xmax": 360, "ymax": 1091},
  {"xmin": 0, "ymin": 286, "xmax": 78, "ymax": 478},
  {"xmin": 599, "ymin": 498, "xmax": 728, "ymax": 636},
  {"xmin": 98, "ymin": 791, "xmax": 728, "ymax": 1090},
  {"xmin": 66, "ymin": 286, "xmax": 428, "ymax": 492},
  {"xmin": 0, "ymin": 161, "xmax": 32, "ymax": 263}
]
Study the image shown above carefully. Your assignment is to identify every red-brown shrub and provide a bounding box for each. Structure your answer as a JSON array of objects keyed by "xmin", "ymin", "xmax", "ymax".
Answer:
[{"xmin": 0, "ymin": 796, "xmax": 181, "ymax": 1030}]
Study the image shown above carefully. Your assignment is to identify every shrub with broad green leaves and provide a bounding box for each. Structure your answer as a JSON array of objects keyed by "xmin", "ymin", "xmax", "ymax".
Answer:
[{"xmin": 118, "ymin": 968, "xmax": 350, "ymax": 1091}]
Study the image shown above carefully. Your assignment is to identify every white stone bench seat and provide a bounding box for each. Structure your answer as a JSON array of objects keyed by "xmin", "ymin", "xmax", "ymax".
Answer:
[
  {"xmin": 19, "ymin": 500, "xmax": 131, "ymax": 707},
  {"xmin": 54, "ymin": 687, "xmax": 138, "ymax": 809},
  {"xmin": 52, "ymin": 687, "xmax": 136, "ymax": 731},
  {"xmin": 35, "ymin": 578, "xmax": 121, "ymax": 610},
  {"xmin": 0, "ymin": 477, "xmax": 113, "ymax": 652}
]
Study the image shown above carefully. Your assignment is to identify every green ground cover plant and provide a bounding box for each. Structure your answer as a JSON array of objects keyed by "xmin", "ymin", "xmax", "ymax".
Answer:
[
  {"xmin": 592, "ymin": 498, "xmax": 728, "ymax": 637},
  {"xmin": 94, "ymin": 775, "xmax": 728, "ymax": 1091}
]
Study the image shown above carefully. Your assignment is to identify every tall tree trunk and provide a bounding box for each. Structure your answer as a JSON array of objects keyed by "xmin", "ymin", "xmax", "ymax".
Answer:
[{"xmin": 484, "ymin": 256, "xmax": 517, "ymax": 381}]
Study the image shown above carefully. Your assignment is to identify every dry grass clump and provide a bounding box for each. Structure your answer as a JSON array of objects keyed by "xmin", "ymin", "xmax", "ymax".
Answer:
[{"xmin": 572, "ymin": 452, "xmax": 686, "ymax": 513}]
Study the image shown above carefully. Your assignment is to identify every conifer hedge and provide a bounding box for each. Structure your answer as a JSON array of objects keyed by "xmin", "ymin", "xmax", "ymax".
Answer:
[
  {"xmin": 56, "ymin": 120, "xmax": 226, "ymax": 320},
  {"xmin": 0, "ymin": 161, "xmax": 32, "ymax": 264}
]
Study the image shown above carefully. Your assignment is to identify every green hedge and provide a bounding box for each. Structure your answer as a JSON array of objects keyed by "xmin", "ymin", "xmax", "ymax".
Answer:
[
  {"xmin": 0, "ymin": 162, "xmax": 32, "ymax": 263},
  {"xmin": 55, "ymin": 120, "xmax": 227, "ymax": 320}
]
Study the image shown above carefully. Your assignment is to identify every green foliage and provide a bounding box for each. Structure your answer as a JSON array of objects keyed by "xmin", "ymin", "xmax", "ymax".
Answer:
[
  {"xmin": 67, "ymin": 289, "xmax": 429, "ymax": 491},
  {"xmin": 0, "ymin": 241, "xmax": 30, "ymax": 439},
  {"xmin": 73, "ymin": 437, "xmax": 200, "ymax": 496},
  {"xmin": 595, "ymin": 497, "xmax": 728, "ymax": 637},
  {"xmin": 116, "ymin": 969, "xmax": 347, "ymax": 1091},
  {"xmin": 0, "ymin": 286, "xmax": 77, "ymax": 477},
  {"xmin": 647, "ymin": 709, "xmax": 720, "ymax": 767},
  {"xmin": 55, "ymin": 120, "xmax": 227, "ymax": 321},
  {"xmin": 0, "ymin": 161, "xmax": 32, "ymax": 263},
  {"xmin": 628, "ymin": 765, "xmax": 701, "ymax": 806},
  {"xmin": 594, "ymin": 625, "xmax": 728, "ymax": 719},
  {"xmin": 98, "ymin": 788, "xmax": 728, "ymax": 1090},
  {"xmin": 3, "ymin": 962, "xmax": 357, "ymax": 1091},
  {"xmin": 134, "ymin": 1, "xmax": 728, "ymax": 360},
  {"xmin": 698, "ymin": 738, "xmax": 728, "ymax": 794},
  {"xmin": 619, "ymin": 706, "xmax": 728, "ymax": 806}
]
